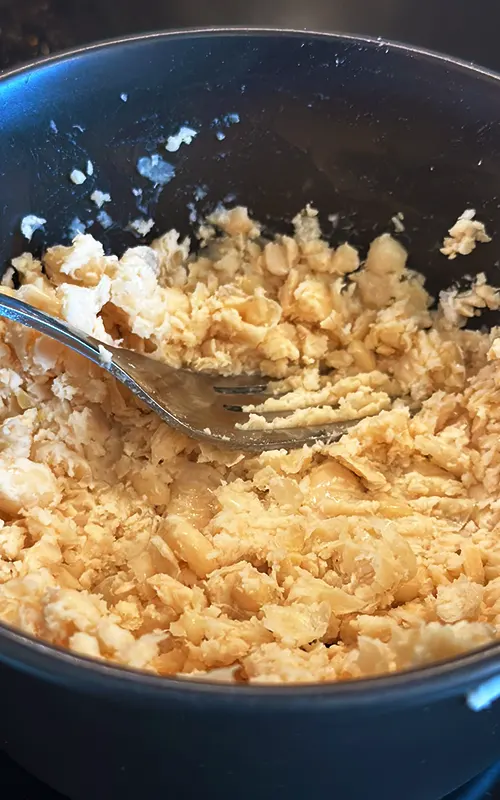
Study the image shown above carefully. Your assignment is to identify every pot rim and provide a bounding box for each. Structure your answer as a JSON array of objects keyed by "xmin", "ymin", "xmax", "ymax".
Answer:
[
  {"xmin": 3, "ymin": 24, "xmax": 500, "ymax": 85},
  {"xmin": 1, "ymin": 25, "xmax": 500, "ymax": 707}
]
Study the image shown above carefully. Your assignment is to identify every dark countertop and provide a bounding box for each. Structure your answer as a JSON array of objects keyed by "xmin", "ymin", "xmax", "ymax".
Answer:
[{"xmin": 1, "ymin": 1, "xmax": 500, "ymax": 798}]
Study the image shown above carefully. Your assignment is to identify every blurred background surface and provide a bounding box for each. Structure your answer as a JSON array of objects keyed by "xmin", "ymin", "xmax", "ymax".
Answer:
[{"xmin": 0, "ymin": 0, "xmax": 498, "ymax": 72}]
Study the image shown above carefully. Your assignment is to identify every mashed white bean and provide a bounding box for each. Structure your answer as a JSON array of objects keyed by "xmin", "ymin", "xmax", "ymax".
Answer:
[{"xmin": 0, "ymin": 206, "xmax": 498, "ymax": 683}]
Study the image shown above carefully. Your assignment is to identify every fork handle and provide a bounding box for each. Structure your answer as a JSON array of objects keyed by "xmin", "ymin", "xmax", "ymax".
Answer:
[{"xmin": 0, "ymin": 292, "xmax": 105, "ymax": 367}]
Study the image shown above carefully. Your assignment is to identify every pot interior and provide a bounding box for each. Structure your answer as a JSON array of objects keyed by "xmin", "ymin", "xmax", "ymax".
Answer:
[{"xmin": 1, "ymin": 31, "xmax": 500, "ymax": 306}]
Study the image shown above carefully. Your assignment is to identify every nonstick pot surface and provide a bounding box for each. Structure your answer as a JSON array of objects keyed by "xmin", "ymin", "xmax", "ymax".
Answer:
[
  {"xmin": 2, "ymin": 28, "xmax": 500, "ymax": 800},
  {"xmin": 2, "ymin": 29, "xmax": 500, "ymax": 301}
]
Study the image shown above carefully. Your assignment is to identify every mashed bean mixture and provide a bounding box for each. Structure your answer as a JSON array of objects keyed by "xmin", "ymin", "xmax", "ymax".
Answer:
[{"xmin": 0, "ymin": 206, "xmax": 499, "ymax": 683}]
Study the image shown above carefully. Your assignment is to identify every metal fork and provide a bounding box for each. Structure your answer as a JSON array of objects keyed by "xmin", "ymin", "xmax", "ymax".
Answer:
[{"xmin": 0, "ymin": 293, "xmax": 362, "ymax": 452}]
